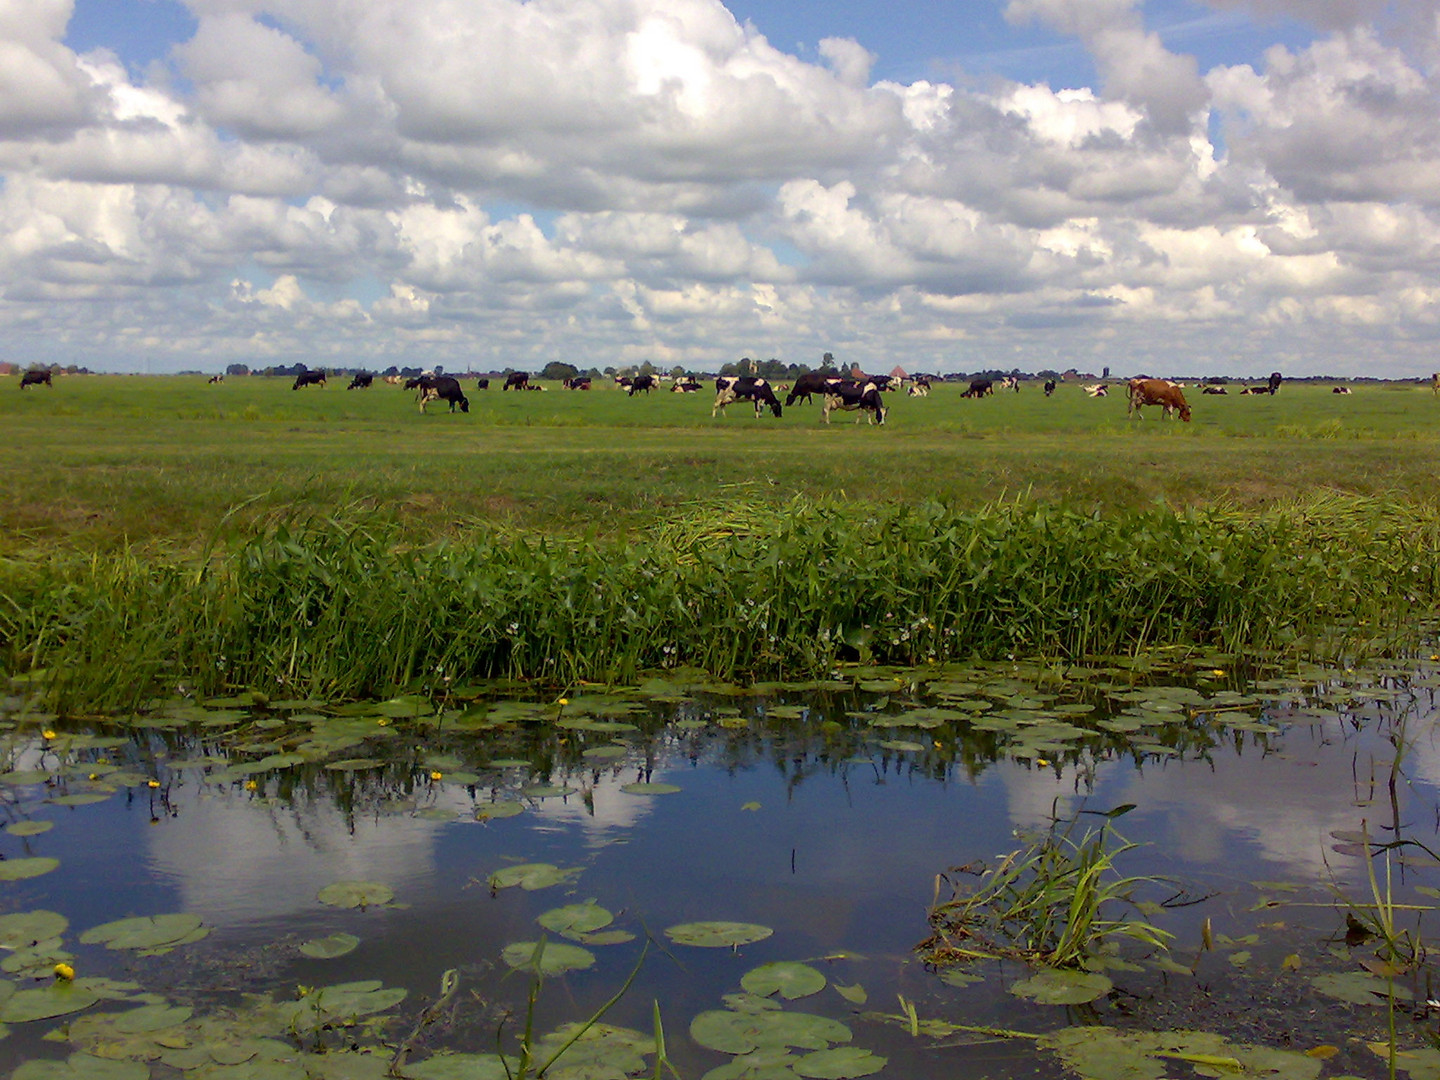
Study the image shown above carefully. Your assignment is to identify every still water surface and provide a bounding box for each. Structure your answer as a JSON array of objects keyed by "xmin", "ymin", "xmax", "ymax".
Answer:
[{"xmin": 2, "ymin": 651, "xmax": 1439, "ymax": 1078}]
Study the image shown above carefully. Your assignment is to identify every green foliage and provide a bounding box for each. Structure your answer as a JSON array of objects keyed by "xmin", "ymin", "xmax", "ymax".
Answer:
[
  {"xmin": 4, "ymin": 492, "xmax": 1439, "ymax": 710},
  {"xmin": 922, "ymin": 810, "xmax": 1173, "ymax": 969}
]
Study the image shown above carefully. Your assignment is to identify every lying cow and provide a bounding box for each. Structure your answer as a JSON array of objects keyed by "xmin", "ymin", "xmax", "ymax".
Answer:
[
  {"xmin": 347, "ymin": 372, "xmax": 373, "ymax": 390},
  {"xmin": 821, "ymin": 382, "xmax": 886, "ymax": 425},
  {"xmin": 563, "ymin": 377, "xmax": 591, "ymax": 390},
  {"xmin": 207, "ymin": 374, "xmax": 224, "ymax": 384},
  {"xmin": 713, "ymin": 376, "xmax": 783, "ymax": 418},
  {"xmin": 19, "ymin": 370, "xmax": 52, "ymax": 389},
  {"xmin": 292, "ymin": 369, "xmax": 326, "ymax": 389},
  {"xmin": 1127, "ymin": 378, "xmax": 1191, "ymax": 421},
  {"xmin": 1332, "ymin": 386, "xmax": 1353, "ymax": 394},
  {"xmin": 503, "ymin": 372, "xmax": 530, "ymax": 391},
  {"xmin": 384, "ymin": 374, "xmax": 404, "ymax": 385},
  {"xmin": 1202, "ymin": 386, "xmax": 1228, "ymax": 395},
  {"xmin": 961, "ymin": 379, "xmax": 993, "ymax": 399},
  {"xmin": 786, "ymin": 370, "xmax": 848, "ymax": 406},
  {"xmin": 627, "ymin": 374, "xmax": 658, "ymax": 396},
  {"xmin": 1083, "ymin": 384, "xmax": 1108, "ymax": 397},
  {"xmin": 419, "ymin": 375, "xmax": 469, "ymax": 413},
  {"xmin": 907, "ymin": 381, "xmax": 929, "ymax": 397},
  {"xmin": 672, "ymin": 379, "xmax": 701, "ymax": 393}
]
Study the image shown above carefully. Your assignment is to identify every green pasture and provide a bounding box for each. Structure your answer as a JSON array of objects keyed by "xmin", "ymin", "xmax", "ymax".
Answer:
[{"xmin": 3, "ymin": 374, "xmax": 1438, "ymax": 554}]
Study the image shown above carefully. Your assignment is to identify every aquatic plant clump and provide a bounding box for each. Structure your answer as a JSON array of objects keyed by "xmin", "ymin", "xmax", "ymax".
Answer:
[{"xmin": 3, "ymin": 494, "xmax": 1438, "ymax": 708}]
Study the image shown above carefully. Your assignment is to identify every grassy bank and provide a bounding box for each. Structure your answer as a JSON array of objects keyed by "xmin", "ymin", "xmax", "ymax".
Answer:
[{"xmin": 5, "ymin": 495, "xmax": 1438, "ymax": 711}]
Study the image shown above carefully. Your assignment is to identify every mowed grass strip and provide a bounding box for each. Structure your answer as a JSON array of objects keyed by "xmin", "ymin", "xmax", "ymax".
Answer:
[{"xmin": 2, "ymin": 375, "xmax": 1438, "ymax": 554}]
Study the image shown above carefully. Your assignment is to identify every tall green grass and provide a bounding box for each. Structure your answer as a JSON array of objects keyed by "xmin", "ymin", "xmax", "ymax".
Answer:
[{"xmin": 3, "ymin": 493, "xmax": 1438, "ymax": 711}]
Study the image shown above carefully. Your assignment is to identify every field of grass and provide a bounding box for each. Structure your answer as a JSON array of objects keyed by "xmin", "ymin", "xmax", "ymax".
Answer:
[
  {"xmin": 2, "ymin": 374, "xmax": 1438, "ymax": 555},
  {"xmin": 4, "ymin": 373, "xmax": 1439, "ymax": 704}
]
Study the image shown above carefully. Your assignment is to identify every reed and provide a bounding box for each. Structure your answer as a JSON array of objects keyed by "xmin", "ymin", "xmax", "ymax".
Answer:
[{"xmin": 3, "ymin": 494, "xmax": 1438, "ymax": 711}]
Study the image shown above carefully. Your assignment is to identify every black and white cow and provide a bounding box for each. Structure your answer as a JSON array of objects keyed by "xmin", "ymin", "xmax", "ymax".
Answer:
[
  {"xmin": 672, "ymin": 378, "xmax": 701, "ymax": 393},
  {"xmin": 627, "ymin": 374, "xmax": 658, "ymax": 396},
  {"xmin": 347, "ymin": 372, "xmax": 373, "ymax": 389},
  {"xmin": 419, "ymin": 375, "xmax": 470, "ymax": 413},
  {"xmin": 207, "ymin": 374, "xmax": 224, "ymax": 384},
  {"xmin": 19, "ymin": 370, "xmax": 52, "ymax": 388},
  {"xmin": 292, "ymin": 369, "xmax": 326, "ymax": 389},
  {"xmin": 786, "ymin": 371, "xmax": 849, "ymax": 406},
  {"xmin": 961, "ymin": 378, "xmax": 993, "ymax": 399},
  {"xmin": 713, "ymin": 376, "xmax": 783, "ymax": 418},
  {"xmin": 475, "ymin": 378, "xmax": 490, "ymax": 390},
  {"xmin": 563, "ymin": 376, "xmax": 591, "ymax": 390},
  {"xmin": 503, "ymin": 372, "xmax": 530, "ymax": 391},
  {"xmin": 1268, "ymin": 371, "xmax": 1283, "ymax": 394},
  {"xmin": 1043, "ymin": 380, "xmax": 1057, "ymax": 397},
  {"xmin": 1202, "ymin": 385, "xmax": 1228, "ymax": 394},
  {"xmin": 821, "ymin": 382, "xmax": 886, "ymax": 425}
]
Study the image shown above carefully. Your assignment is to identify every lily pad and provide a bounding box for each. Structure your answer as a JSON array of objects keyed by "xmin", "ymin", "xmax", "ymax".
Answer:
[
  {"xmin": 794, "ymin": 1047, "xmax": 888, "ymax": 1078},
  {"xmin": 689, "ymin": 1009, "xmax": 851, "ymax": 1054},
  {"xmin": 488, "ymin": 863, "xmax": 581, "ymax": 891},
  {"xmin": 1311, "ymin": 971, "xmax": 1412, "ymax": 1005},
  {"xmin": 537, "ymin": 902, "xmax": 614, "ymax": 939},
  {"xmin": 741, "ymin": 962, "xmax": 827, "ymax": 1001},
  {"xmin": 0, "ymin": 910, "xmax": 68, "ymax": 949},
  {"xmin": 4, "ymin": 821, "xmax": 53, "ymax": 837},
  {"xmin": 501, "ymin": 940, "xmax": 596, "ymax": 976},
  {"xmin": 620, "ymin": 782, "xmax": 682, "ymax": 795},
  {"xmin": 80, "ymin": 913, "xmax": 207, "ymax": 954},
  {"xmin": 402, "ymin": 1053, "xmax": 517, "ymax": 1079},
  {"xmin": 12, "ymin": 1053, "xmax": 148, "ymax": 1080},
  {"xmin": 473, "ymin": 801, "xmax": 524, "ymax": 821},
  {"xmin": 666, "ymin": 922, "xmax": 774, "ymax": 948},
  {"xmin": 0, "ymin": 858, "xmax": 60, "ymax": 882},
  {"xmin": 0, "ymin": 983, "xmax": 102, "ymax": 1022},
  {"xmin": 317, "ymin": 881, "xmax": 395, "ymax": 909},
  {"xmin": 1009, "ymin": 968, "xmax": 1113, "ymax": 1005},
  {"xmin": 299, "ymin": 933, "xmax": 361, "ymax": 959}
]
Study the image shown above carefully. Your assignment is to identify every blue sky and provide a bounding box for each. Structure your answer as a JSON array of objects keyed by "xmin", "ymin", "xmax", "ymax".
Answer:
[{"xmin": 5, "ymin": 0, "xmax": 1437, "ymax": 377}]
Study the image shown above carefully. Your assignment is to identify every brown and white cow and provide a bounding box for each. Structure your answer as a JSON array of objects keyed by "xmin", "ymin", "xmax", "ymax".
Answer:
[{"xmin": 1127, "ymin": 378, "xmax": 1191, "ymax": 421}]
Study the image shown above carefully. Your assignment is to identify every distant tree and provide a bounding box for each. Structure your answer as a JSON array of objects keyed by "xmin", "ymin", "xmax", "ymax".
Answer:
[
  {"xmin": 542, "ymin": 361, "xmax": 580, "ymax": 381},
  {"xmin": 821, "ymin": 352, "xmax": 835, "ymax": 369},
  {"xmin": 225, "ymin": 363, "xmax": 250, "ymax": 376},
  {"xmin": 382, "ymin": 365, "xmax": 399, "ymax": 377},
  {"xmin": 638, "ymin": 360, "xmax": 656, "ymax": 376}
]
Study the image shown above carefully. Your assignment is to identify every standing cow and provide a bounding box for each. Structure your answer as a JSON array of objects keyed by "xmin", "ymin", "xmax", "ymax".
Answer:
[
  {"xmin": 1127, "ymin": 378, "xmax": 1191, "ymax": 421},
  {"xmin": 712, "ymin": 376, "xmax": 783, "ymax": 418},
  {"xmin": 347, "ymin": 372, "xmax": 373, "ymax": 389},
  {"xmin": 292, "ymin": 369, "xmax": 326, "ymax": 389},
  {"xmin": 503, "ymin": 372, "xmax": 530, "ymax": 391},
  {"xmin": 19, "ymin": 370, "xmax": 52, "ymax": 388}
]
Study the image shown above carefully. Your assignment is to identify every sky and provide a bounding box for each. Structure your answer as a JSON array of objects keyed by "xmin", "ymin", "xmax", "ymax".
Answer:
[{"xmin": 3, "ymin": 0, "xmax": 1439, "ymax": 377}]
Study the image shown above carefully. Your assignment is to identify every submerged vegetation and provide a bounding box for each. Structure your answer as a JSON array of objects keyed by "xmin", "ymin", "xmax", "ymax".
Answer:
[{"xmin": 3, "ymin": 493, "xmax": 1438, "ymax": 711}]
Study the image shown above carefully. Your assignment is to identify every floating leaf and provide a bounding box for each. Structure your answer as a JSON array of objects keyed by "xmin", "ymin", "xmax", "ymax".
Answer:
[
  {"xmin": 0, "ymin": 858, "xmax": 59, "ymax": 882},
  {"xmin": 1009, "ymin": 969, "xmax": 1112, "ymax": 1005},
  {"xmin": 794, "ymin": 1047, "xmax": 888, "ymax": 1078},
  {"xmin": 402, "ymin": 1053, "xmax": 517, "ymax": 1079},
  {"xmin": 689, "ymin": 1010, "xmax": 851, "ymax": 1054},
  {"xmin": 112, "ymin": 1003, "xmax": 194, "ymax": 1033},
  {"xmin": 473, "ymin": 801, "xmax": 523, "ymax": 821},
  {"xmin": 741, "ymin": 962, "xmax": 826, "ymax": 1001},
  {"xmin": 317, "ymin": 881, "xmax": 394, "ymax": 909},
  {"xmin": 501, "ymin": 941, "xmax": 596, "ymax": 976},
  {"xmin": 537, "ymin": 902, "xmax": 613, "ymax": 939},
  {"xmin": 299, "ymin": 933, "xmax": 361, "ymax": 959},
  {"xmin": 0, "ymin": 910, "xmax": 68, "ymax": 949},
  {"xmin": 80, "ymin": 913, "xmax": 206, "ymax": 953},
  {"xmin": 488, "ymin": 863, "xmax": 581, "ymax": 892},
  {"xmin": 0, "ymin": 983, "xmax": 102, "ymax": 1022},
  {"xmin": 1311, "ymin": 971, "xmax": 1412, "ymax": 1005},
  {"xmin": 620, "ymin": 782, "xmax": 682, "ymax": 795},
  {"xmin": 4, "ymin": 821, "xmax": 53, "ymax": 837},
  {"xmin": 665, "ymin": 922, "xmax": 774, "ymax": 948},
  {"xmin": 834, "ymin": 983, "xmax": 868, "ymax": 1005},
  {"xmin": 47, "ymin": 793, "xmax": 111, "ymax": 807},
  {"xmin": 13, "ymin": 1053, "xmax": 148, "ymax": 1079},
  {"xmin": 521, "ymin": 784, "xmax": 576, "ymax": 798}
]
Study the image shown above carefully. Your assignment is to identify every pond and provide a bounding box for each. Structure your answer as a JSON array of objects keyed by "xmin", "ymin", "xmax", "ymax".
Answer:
[{"xmin": 2, "ymin": 646, "xmax": 1440, "ymax": 1080}]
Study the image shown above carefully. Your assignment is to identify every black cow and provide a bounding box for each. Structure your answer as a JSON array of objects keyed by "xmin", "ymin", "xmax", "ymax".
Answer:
[
  {"xmin": 419, "ymin": 375, "xmax": 469, "ymax": 413},
  {"xmin": 1268, "ymin": 371, "xmax": 1283, "ymax": 394},
  {"xmin": 503, "ymin": 372, "xmax": 530, "ymax": 391},
  {"xmin": 1043, "ymin": 380, "xmax": 1057, "ymax": 397},
  {"xmin": 19, "ymin": 370, "xmax": 52, "ymax": 389},
  {"xmin": 961, "ymin": 379, "xmax": 993, "ymax": 399},
  {"xmin": 713, "ymin": 376, "xmax": 783, "ymax": 418},
  {"xmin": 292, "ymin": 369, "xmax": 326, "ymax": 389},
  {"xmin": 786, "ymin": 370, "xmax": 848, "ymax": 406},
  {"xmin": 476, "ymin": 378, "xmax": 490, "ymax": 390},
  {"xmin": 627, "ymin": 374, "xmax": 658, "ymax": 396},
  {"xmin": 347, "ymin": 372, "xmax": 373, "ymax": 390},
  {"xmin": 821, "ymin": 382, "xmax": 886, "ymax": 425}
]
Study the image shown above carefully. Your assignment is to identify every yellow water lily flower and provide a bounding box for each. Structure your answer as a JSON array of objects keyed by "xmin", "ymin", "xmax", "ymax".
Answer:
[
  {"xmin": 147, "ymin": 779, "xmax": 161, "ymax": 789},
  {"xmin": 430, "ymin": 770, "xmax": 443, "ymax": 781},
  {"xmin": 53, "ymin": 963, "xmax": 74, "ymax": 981},
  {"xmin": 244, "ymin": 780, "xmax": 259, "ymax": 791},
  {"xmin": 558, "ymin": 698, "xmax": 569, "ymax": 706},
  {"xmin": 41, "ymin": 730, "xmax": 57, "ymax": 740}
]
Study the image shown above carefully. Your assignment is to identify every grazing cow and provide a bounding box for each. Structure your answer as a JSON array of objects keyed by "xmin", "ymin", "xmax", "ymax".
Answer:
[
  {"xmin": 419, "ymin": 375, "xmax": 469, "ymax": 413},
  {"xmin": 1431, "ymin": 372, "xmax": 1439, "ymax": 396},
  {"xmin": 347, "ymin": 372, "xmax": 373, "ymax": 390},
  {"xmin": 999, "ymin": 376, "xmax": 1020, "ymax": 393},
  {"xmin": 563, "ymin": 377, "xmax": 591, "ymax": 390},
  {"xmin": 503, "ymin": 372, "xmax": 530, "ymax": 391},
  {"xmin": 1082, "ymin": 384, "xmax": 1108, "ymax": 397},
  {"xmin": 475, "ymin": 378, "xmax": 490, "ymax": 390},
  {"xmin": 821, "ymin": 382, "xmax": 887, "ymax": 425},
  {"xmin": 1127, "ymin": 378, "xmax": 1191, "ymax": 421},
  {"xmin": 1332, "ymin": 386, "xmax": 1353, "ymax": 394},
  {"xmin": 1268, "ymin": 371, "xmax": 1283, "ymax": 394},
  {"xmin": 1202, "ymin": 386, "xmax": 1228, "ymax": 394},
  {"xmin": 672, "ymin": 378, "xmax": 701, "ymax": 393},
  {"xmin": 786, "ymin": 370, "xmax": 849, "ymax": 406},
  {"xmin": 19, "ymin": 370, "xmax": 52, "ymax": 389},
  {"xmin": 860, "ymin": 374, "xmax": 896, "ymax": 392},
  {"xmin": 207, "ymin": 374, "xmax": 224, "ymax": 384},
  {"xmin": 712, "ymin": 376, "xmax": 783, "ymax": 418},
  {"xmin": 292, "ymin": 369, "xmax": 326, "ymax": 389},
  {"xmin": 961, "ymin": 379, "xmax": 993, "ymax": 399},
  {"xmin": 1043, "ymin": 380, "xmax": 1056, "ymax": 397},
  {"xmin": 627, "ymin": 374, "xmax": 658, "ymax": 396}
]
